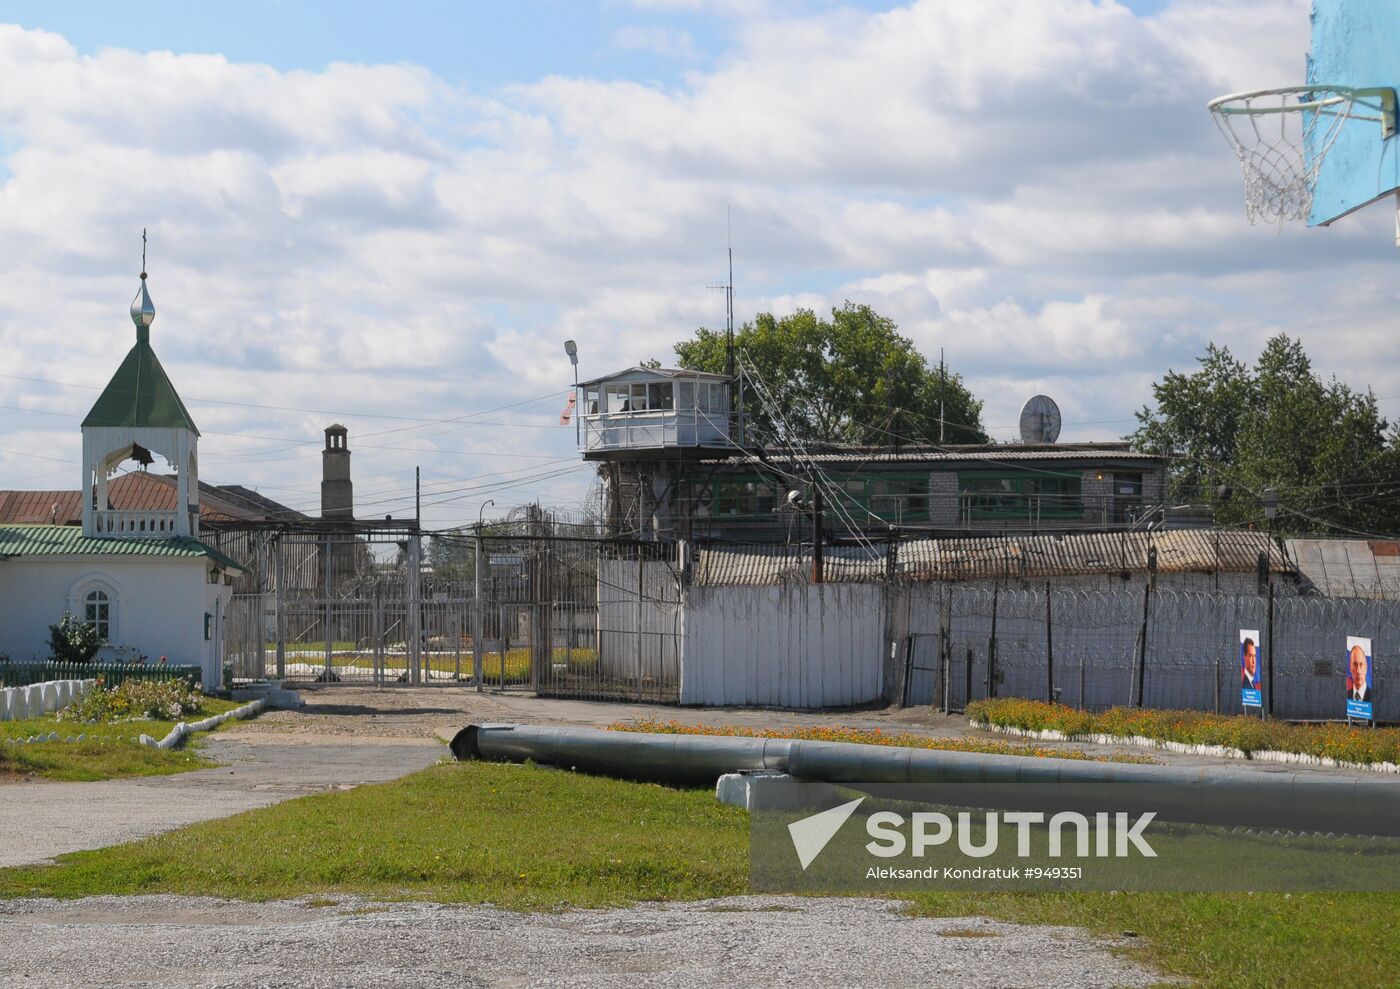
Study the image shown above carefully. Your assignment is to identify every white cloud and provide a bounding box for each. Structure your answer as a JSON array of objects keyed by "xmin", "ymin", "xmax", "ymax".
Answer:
[{"xmin": 0, "ymin": 1, "xmax": 1389, "ymax": 526}]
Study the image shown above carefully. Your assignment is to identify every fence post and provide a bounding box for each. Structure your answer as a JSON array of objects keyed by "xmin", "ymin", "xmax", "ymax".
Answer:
[
  {"xmin": 636, "ymin": 549, "xmax": 645, "ymax": 700},
  {"xmin": 987, "ymin": 584, "xmax": 999, "ymax": 700},
  {"xmin": 898, "ymin": 635, "xmax": 914, "ymax": 708},
  {"xmin": 274, "ymin": 534, "xmax": 286, "ymax": 681},
  {"xmin": 939, "ymin": 585, "xmax": 951, "ymax": 713},
  {"xmin": 1135, "ymin": 581, "xmax": 1151, "ymax": 707},
  {"xmin": 372, "ymin": 591, "xmax": 382, "ymax": 685},
  {"xmin": 1045, "ymin": 581, "xmax": 1054, "ymax": 704},
  {"xmin": 473, "ymin": 528, "xmax": 484, "ymax": 691},
  {"xmin": 322, "ymin": 534, "xmax": 333, "ymax": 682},
  {"xmin": 407, "ymin": 528, "xmax": 423, "ymax": 686},
  {"xmin": 1265, "ymin": 581, "xmax": 1275, "ymax": 720}
]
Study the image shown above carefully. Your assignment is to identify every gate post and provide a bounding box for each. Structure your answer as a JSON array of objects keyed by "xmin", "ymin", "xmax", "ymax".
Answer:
[
  {"xmin": 473, "ymin": 527, "xmax": 484, "ymax": 691},
  {"xmin": 408, "ymin": 528, "xmax": 423, "ymax": 686},
  {"xmin": 274, "ymin": 534, "xmax": 286, "ymax": 681}
]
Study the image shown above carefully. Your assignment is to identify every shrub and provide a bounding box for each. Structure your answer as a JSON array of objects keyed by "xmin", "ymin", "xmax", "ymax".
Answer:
[
  {"xmin": 48, "ymin": 614, "xmax": 103, "ymax": 664},
  {"xmin": 58, "ymin": 679, "xmax": 205, "ymax": 724}
]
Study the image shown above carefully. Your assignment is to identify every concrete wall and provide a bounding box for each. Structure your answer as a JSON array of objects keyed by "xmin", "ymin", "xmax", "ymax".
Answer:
[
  {"xmin": 0, "ymin": 555, "xmax": 232, "ymax": 688},
  {"xmin": 679, "ymin": 582, "xmax": 887, "ymax": 708}
]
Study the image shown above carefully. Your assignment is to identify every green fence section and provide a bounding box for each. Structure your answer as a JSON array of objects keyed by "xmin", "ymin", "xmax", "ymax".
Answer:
[{"xmin": 0, "ymin": 662, "xmax": 202, "ymax": 690}]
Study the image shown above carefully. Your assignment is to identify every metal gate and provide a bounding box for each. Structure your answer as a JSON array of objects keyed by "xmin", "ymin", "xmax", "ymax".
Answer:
[{"xmin": 220, "ymin": 514, "xmax": 680, "ymax": 702}]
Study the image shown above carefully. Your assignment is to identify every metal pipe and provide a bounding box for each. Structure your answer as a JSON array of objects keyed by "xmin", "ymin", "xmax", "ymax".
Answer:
[
  {"xmin": 453, "ymin": 723, "xmax": 1400, "ymax": 838},
  {"xmin": 453, "ymin": 723, "xmax": 791, "ymax": 784}
]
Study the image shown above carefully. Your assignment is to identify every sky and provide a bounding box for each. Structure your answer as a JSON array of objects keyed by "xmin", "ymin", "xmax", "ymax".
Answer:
[{"xmin": 0, "ymin": 0, "xmax": 1397, "ymax": 528}]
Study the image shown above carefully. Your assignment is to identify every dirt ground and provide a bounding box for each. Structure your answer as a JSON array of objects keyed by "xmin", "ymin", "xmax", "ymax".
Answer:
[{"xmin": 224, "ymin": 684, "xmax": 986, "ymax": 742}]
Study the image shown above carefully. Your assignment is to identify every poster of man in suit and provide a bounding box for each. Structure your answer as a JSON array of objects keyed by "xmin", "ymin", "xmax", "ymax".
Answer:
[
  {"xmin": 1240, "ymin": 629, "xmax": 1262, "ymax": 709},
  {"xmin": 1346, "ymin": 637, "xmax": 1374, "ymax": 721}
]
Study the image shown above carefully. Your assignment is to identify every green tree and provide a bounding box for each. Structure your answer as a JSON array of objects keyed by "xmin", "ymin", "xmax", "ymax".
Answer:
[
  {"xmin": 671, "ymin": 302, "xmax": 986, "ymax": 445},
  {"xmin": 1129, "ymin": 334, "xmax": 1400, "ymax": 534}
]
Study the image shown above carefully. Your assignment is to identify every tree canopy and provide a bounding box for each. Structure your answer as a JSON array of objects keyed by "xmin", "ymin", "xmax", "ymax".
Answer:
[
  {"xmin": 1129, "ymin": 335, "xmax": 1400, "ymax": 535},
  {"xmin": 670, "ymin": 302, "xmax": 986, "ymax": 446}
]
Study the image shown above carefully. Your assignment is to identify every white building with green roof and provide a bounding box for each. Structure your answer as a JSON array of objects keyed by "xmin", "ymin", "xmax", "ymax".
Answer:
[{"xmin": 0, "ymin": 268, "xmax": 241, "ymax": 686}]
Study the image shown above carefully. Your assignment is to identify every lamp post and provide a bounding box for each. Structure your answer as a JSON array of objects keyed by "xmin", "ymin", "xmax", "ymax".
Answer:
[{"xmin": 564, "ymin": 340, "xmax": 579, "ymax": 446}]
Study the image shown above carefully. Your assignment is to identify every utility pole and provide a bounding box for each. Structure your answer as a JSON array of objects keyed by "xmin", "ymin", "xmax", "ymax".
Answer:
[
  {"xmin": 811, "ymin": 484, "xmax": 825, "ymax": 584},
  {"xmin": 939, "ymin": 348, "xmax": 946, "ymax": 444}
]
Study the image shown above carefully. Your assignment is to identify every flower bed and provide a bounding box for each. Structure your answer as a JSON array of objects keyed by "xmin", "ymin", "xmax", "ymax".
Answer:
[
  {"xmin": 607, "ymin": 719, "xmax": 1151, "ymax": 763},
  {"xmin": 58, "ymin": 678, "xmax": 205, "ymax": 725},
  {"xmin": 968, "ymin": 698, "xmax": 1400, "ymax": 767}
]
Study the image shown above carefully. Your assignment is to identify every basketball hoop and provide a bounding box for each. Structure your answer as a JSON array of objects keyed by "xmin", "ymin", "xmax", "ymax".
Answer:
[{"xmin": 1208, "ymin": 85, "xmax": 1397, "ymax": 227}]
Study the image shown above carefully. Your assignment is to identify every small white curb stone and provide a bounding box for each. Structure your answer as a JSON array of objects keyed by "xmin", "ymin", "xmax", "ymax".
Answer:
[
  {"xmin": 140, "ymin": 699, "xmax": 266, "ymax": 750},
  {"xmin": 971, "ymin": 720, "xmax": 1400, "ymax": 774}
]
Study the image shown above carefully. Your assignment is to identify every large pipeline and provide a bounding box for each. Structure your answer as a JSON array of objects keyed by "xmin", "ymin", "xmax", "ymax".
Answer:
[{"xmin": 451, "ymin": 723, "xmax": 1400, "ymax": 837}]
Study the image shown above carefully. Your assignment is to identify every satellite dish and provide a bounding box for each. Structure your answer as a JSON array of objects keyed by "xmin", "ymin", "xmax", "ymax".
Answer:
[{"xmin": 1019, "ymin": 395, "xmax": 1062, "ymax": 444}]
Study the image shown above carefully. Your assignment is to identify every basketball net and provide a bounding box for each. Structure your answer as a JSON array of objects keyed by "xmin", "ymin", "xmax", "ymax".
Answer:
[{"xmin": 1208, "ymin": 87, "xmax": 1358, "ymax": 228}]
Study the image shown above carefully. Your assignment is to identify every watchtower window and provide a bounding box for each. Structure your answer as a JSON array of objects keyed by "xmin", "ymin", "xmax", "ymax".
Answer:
[
  {"xmin": 84, "ymin": 589, "xmax": 111, "ymax": 641},
  {"xmin": 605, "ymin": 384, "xmax": 630, "ymax": 412},
  {"xmin": 647, "ymin": 383, "xmax": 673, "ymax": 411}
]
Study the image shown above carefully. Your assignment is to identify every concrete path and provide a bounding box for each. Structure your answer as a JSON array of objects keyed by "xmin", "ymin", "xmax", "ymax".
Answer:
[{"xmin": 0, "ymin": 735, "xmax": 443, "ymax": 868}]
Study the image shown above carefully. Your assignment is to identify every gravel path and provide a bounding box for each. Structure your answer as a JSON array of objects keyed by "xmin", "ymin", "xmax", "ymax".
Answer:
[{"xmin": 0, "ymin": 894, "xmax": 1168, "ymax": 988}]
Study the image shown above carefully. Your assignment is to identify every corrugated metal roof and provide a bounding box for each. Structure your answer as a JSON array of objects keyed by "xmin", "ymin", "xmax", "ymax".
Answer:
[
  {"xmin": 692, "ymin": 530, "xmax": 1289, "ymax": 586},
  {"xmin": 0, "ymin": 473, "xmax": 301, "ymax": 525},
  {"xmin": 0, "ymin": 524, "xmax": 244, "ymax": 571},
  {"xmin": 743, "ymin": 444, "xmax": 1162, "ymax": 466},
  {"xmin": 0, "ymin": 490, "xmax": 82, "ymax": 524},
  {"xmin": 578, "ymin": 366, "xmax": 732, "ymax": 387},
  {"xmin": 1288, "ymin": 538, "xmax": 1400, "ymax": 600}
]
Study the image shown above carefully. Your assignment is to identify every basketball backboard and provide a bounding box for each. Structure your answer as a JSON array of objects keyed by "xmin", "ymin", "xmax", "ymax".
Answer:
[{"xmin": 1307, "ymin": 0, "xmax": 1400, "ymax": 226}]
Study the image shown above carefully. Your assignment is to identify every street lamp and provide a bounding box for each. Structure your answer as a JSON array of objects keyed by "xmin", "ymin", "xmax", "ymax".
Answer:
[{"xmin": 564, "ymin": 340, "xmax": 580, "ymax": 444}]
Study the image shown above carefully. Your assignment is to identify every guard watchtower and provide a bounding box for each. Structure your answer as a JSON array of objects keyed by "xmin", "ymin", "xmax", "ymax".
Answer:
[
  {"xmin": 577, "ymin": 366, "xmax": 736, "ymax": 461},
  {"xmin": 576, "ymin": 366, "xmax": 739, "ymax": 539}
]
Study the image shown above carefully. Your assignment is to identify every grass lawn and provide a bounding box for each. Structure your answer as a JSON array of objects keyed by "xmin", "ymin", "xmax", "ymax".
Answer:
[
  {"xmin": 0, "ymin": 741, "xmax": 211, "ymax": 782},
  {"xmin": 0, "ymin": 760, "xmax": 1394, "ymax": 988},
  {"xmin": 0, "ymin": 696, "xmax": 240, "ymax": 781}
]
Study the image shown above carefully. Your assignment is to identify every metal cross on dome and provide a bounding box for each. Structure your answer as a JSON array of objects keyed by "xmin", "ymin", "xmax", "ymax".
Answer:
[{"xmin": 130, "ymin": 228, "xmax": 155, "ymax": 332}]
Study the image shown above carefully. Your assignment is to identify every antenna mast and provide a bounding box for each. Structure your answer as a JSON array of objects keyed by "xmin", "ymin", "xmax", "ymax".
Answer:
[{"xmin": 724, "ymin": 209, "xmax": 734, "ymax": 380}]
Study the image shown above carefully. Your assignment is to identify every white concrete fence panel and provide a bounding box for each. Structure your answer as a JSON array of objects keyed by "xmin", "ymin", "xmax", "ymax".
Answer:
[{"xmin": 0, "ymin": 679, "xmax": 96, "ymax": 721}]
